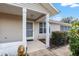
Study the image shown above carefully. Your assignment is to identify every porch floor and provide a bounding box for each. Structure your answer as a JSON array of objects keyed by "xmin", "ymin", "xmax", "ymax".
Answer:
[{"xmin": 27, "ymin": 40, "xmax": 46, "ymax": 53}]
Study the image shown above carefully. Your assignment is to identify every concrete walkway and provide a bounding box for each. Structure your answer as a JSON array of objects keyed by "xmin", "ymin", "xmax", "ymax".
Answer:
[
  {"xmin": 50, "ymin": 45, "xmax": 70, "ymax": 56},
  {"xmin": 27, "ymin": 40, "xmax": 46, "ymax": 53},
  {"xmin": 28, "ymin": 45, "xmax": 70, "ymax": 56}
]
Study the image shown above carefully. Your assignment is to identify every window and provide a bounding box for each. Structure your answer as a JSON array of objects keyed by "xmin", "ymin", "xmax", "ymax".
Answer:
[
  {"xmin": 39, "ymin": 22, "xmax": 46, "ymax": 33},
  {"xmin": 26, "ymin": 22, "xmax": 33, "ymax": 37},
  {"xmin": 60, "ymin": 25, "xmax": 71, "ymax": 31}
]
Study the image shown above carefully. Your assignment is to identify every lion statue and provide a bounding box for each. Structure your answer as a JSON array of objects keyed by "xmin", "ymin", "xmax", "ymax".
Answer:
[{"xmin": 17, "ymin": 45, "xmax": 26, "ymax": 56}]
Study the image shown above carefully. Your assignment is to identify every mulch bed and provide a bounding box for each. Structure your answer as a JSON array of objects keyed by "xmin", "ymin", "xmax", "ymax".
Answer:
[
  {"xmin": 39, "ymin": 39, "xmax": 68, "ymax": 49},
  {"xmin": 39, "ymin": 39, "xmax": 46, "ymax": 44}
]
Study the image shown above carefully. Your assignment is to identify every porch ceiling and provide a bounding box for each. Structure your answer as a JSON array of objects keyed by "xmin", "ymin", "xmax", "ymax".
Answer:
[
  {"xmin": 0, "ymin": 3, "xmax": 45, "ymax": 21},
  {"xmin": 27, "ymin": 9, "xmax": 45, "ymax": 21}
]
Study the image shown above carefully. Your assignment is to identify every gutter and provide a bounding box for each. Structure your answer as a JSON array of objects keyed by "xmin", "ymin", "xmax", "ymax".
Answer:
[
  {"xmin": 40, "ymin": 3, "xmax": 59, "ymax": 16},
  {"xmin": 49, "ymin": 3, "xmax": 61, "ymax": 16}
]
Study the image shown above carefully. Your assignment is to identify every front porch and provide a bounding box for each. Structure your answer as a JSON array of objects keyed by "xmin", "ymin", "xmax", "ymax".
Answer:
[
  {"xmin": 0, "ymin": 3, "xmax": 50, "ymax": 55},
  {"xmin": 26, "ymin": 8, "xmax": 50, "ymax": 53}
]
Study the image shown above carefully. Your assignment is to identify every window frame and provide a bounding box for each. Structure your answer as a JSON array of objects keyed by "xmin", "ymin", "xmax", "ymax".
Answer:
[{"xmin": 39, "ymin": 22, "xmax": 46, "ymax": 33}]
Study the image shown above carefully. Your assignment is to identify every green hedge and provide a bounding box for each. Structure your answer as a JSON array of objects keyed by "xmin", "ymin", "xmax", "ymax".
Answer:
[{"xmin": 50, "ymin": 31, "xmax": 69, "ymax": 47}]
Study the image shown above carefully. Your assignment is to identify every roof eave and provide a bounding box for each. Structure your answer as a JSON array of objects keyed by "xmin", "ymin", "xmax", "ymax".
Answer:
[{"xmin": 40, "ymin": 3, "xmax": 59, "ymax": 16}]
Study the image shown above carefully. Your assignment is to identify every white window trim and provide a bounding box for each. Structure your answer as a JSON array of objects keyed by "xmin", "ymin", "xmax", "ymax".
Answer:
[{"xmin": 39, "ymin": 22, "xmax": 46, "ymax": 33}]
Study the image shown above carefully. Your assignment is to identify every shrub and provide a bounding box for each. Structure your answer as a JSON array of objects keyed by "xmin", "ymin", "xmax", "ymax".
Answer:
[
  {"xmin": 50, "ymin": 31, "xmax": 69, "ymax": 47},
  {"xmin": 68, "ymin": 21, "xmax": 79, "ymax": 56}
]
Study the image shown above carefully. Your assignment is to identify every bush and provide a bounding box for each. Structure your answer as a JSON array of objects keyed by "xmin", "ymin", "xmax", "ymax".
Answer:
[
  {"xmin": 68, "ymin": 21, "xmax": 79, "ymax": 56},
  {"xmin": 50, "ymin": 31, "xmax": 69, "ymax": 47}
]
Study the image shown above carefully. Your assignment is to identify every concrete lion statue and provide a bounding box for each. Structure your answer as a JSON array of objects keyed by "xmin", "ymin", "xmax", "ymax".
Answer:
[{"xmin": 17, "ymin": 45, "xmax": 26, "ymax": 56}]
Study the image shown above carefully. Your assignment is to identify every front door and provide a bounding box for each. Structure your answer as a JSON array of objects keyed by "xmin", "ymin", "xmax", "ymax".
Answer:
[{"xmin": 26, "ymin": 22, "xmax": 33, "ymax": 40}]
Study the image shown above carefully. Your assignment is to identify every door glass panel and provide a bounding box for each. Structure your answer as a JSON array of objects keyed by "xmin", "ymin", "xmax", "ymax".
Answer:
[{"xmin": 26, "ymin": 22, "xmax": 33, "ymax": 37}]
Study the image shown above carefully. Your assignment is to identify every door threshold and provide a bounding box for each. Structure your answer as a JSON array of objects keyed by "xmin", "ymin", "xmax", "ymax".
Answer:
[{"xmin": 27, "ymin": 39, "xmax": 33, "ymax": 41}]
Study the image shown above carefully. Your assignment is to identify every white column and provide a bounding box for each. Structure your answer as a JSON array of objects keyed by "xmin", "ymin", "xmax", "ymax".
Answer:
[
  {"xmin": 46, "ymin": 14, "xmax": 50, "ymax": 48},
  {"xmin": 22, "ymin": 8, "xmax": 27, "ymax": 48}
]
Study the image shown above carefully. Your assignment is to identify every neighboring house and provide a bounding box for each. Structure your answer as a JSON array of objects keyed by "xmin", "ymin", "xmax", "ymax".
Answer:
[
  {"xmin": 0, "ymin": 3, "xmax": 58, "ymax": 55},
  {"xmin": 49, "ymin": 20, "xmax": 71, "ymax": 32}
]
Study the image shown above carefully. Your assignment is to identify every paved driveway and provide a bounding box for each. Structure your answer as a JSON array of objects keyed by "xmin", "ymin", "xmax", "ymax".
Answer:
[{"xmin": 28, "ymin": 45, "xmax": 70, "ymax": 56}]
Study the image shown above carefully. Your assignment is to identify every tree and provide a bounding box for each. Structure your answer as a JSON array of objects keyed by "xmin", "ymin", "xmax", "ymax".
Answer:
[
  {"xmin": 71, "ymin": 18, "xmax": 79, "ymax": 23},
  {"xmin": 61, "ymin": 16, "xmax": 73, "ymax": 23},
  {"xmin": 61, "ymin": 17, "xmax": 79, "ymax": 24}
]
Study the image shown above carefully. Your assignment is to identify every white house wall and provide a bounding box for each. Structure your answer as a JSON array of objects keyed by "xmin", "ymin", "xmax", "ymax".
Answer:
[
  {"xmin": 50, "ymin": 23, "xmax": 60, "ymax": 32},
  {"xmin": 33, "ymin": 22, "xmax": 39, "ymax": 40}
]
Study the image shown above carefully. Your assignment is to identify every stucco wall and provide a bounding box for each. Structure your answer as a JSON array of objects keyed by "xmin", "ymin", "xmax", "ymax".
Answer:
[{"xmin": 0, "ymin": 13, "xmax": 22, "ymax": 43}]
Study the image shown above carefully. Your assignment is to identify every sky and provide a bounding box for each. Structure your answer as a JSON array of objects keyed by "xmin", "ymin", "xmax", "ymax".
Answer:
[{"xmin": 50, "ymin": 3, "xmax": 79, "ymax": 21}]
